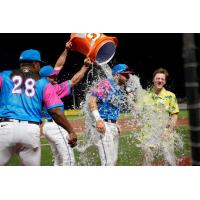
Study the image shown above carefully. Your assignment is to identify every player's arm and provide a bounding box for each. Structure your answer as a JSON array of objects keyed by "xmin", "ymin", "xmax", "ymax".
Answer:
[
  {"xmin": 48, "ymin": 107, "xmax": 77, "ymax": 147},
  {"xmin": 54, "ymin": 41, "xmax": 72, "ymax": 71},
  {"xmin": 48, "ymin": 107, "xmax": 74, "ymax": 133},
  {"xmin": 88, "ymin": 96, "xmax": 99, "ymax": 113},
  {"xmin": 162, "ymin": 113, "xmax": 178, "ymax": 141},
  {"xmin": 167, "ymin": 113, "xmax": 178, "ymax": 132},
  {"xmin": 69, "ymin": 58, "xmax": 93, "ymax": 88},
  {"xmin": 54, "ymin": 57, "xmax": 92, "ymax": 97},
  {"xmin": 165, "ymin": 94, "xmax": 179, "ymax": 132},
  {"xmin": 88, "ymin": 95, "xmax": 106, "ymax": 134},
  {"xmin": 88, "ymin": 79, "xmax": 111, "ymax": 134},
  {"xmin": 162, "ymin": 94, "xmax": 179, "ymax": 140},
  {"xmin": 43, "ymin": 83, "xmax": 77, "ymax": 146}
]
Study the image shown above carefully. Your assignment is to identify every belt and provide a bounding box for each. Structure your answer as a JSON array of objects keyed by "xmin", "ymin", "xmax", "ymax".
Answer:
[
  {"xmin": 104, "ymin": 119, "xmax": 117, "ymax": 123},
  {"xmin": 0, "ymin": 118, "xmax": 41, "ymax": 125}
]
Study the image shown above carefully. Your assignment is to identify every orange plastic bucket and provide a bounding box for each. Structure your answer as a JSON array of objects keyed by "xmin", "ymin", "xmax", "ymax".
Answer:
[{"xmin": 69, "ymin": 33, "xmax": 118, "ymax": 65}]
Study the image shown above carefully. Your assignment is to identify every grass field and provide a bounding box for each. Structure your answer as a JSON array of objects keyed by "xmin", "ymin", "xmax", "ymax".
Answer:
[
  {"xmin": 7, "ymin": 125, "xmax": 190, "ymax": 166},
  {"xmin": 178, "ymin": 110, "xmax": 188, "ymax": 118},
  {"xmin": 64, "ymin": 109, "xmax": 189, "ymax": 120}
]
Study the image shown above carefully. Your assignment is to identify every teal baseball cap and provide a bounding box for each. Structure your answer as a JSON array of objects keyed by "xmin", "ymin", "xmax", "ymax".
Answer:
[
  {"xmin": 19, "ymin": 49, "xmax": 46, "ymax": 64},
  {"xmin": 39, "ymin": 65, "xmax": 60, "ymax": 77},
  {"xmin": 112, "ymin": 64, "xmax": 131, "ymax": 75}
]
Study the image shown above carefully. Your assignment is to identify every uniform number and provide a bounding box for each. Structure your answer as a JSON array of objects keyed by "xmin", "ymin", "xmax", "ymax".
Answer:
[{"xmin": 12, "ymin": 75, "xmax": 36, "ymax": 97}]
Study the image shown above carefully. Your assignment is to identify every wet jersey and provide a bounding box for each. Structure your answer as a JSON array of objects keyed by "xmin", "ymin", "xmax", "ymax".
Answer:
[
  {"xmin": 42, "ymin": 80, "xmax": 71, "ymax": 120},
  {"xmin": 92, "ymin": 79, "xmax": 121, "ymax": 121},
  {"xmin": 139, "ymin": 87, "xmax": 179, "ymax": 115},
  {"xmin": 0, "ymin": 70, "xmax": 63, "ymax": 122}
]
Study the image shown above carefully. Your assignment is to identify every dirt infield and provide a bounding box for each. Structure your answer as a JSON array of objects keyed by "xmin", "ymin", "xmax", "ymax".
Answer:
[
  {"xmin": 147, "ymin": 156, "xmax": 192, "ymax": 166},
  {"xmin": 70, "ymin": 117, "xmax": 189, "ymax": 133}
]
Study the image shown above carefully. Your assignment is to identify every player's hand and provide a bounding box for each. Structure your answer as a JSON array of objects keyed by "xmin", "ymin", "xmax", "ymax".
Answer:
[
  {"xmin": 161, "ymin": 128, "xmax": 172, "ymax": 141},
  {"xmin": 84, "ymin": 57, "xmax": 93, "ymax": 68},
  {"xmin": 96, "ymin": 120, "xmax": 106, "ymax": 134},
  {"xmin": 65, "ymin": 41, "xmax": 72, "ymax": 51},
  {"xmin": 68, "ymin": 132, "xmax": 78, "ymax": 148},
  {"xmin": 11, "ymin": 143, "xmax": 26, "ymax": 154}
]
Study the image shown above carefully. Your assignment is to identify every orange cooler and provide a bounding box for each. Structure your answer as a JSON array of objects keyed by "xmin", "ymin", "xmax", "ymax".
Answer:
[{"xmin": 69, "ymin": 33, "xmax": 118, "ymax": 65}]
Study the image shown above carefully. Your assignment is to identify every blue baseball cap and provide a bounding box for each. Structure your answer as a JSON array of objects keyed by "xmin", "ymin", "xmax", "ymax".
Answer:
[
  {"xmin": 39, "ymin": 65, "xmax": 60, "ymax": 77},
  {"xmin": 112, "ymin": 64, "xmax": 131, "ymax": 75},
  {"xmin": 19, "ymin": 49, "xmax": 46, "ymax": 64}
]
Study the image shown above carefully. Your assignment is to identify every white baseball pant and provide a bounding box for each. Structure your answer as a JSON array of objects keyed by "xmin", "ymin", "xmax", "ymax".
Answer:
[
  {"xmin": 0, "ymin": 121, "xmax": 41, "ymax": 166},
  {"xmin": 43, "ymin": 121, "xmax": 75, "ymax": 166},
  {"xmin": 92, "ymin": 121, "xmax": 119, "ymax": 166}
]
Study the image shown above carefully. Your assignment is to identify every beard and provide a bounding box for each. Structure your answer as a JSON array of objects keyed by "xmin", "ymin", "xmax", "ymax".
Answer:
[{"xmin": 118, "ymin": 77, "xmax": 127, "ymax": 86}]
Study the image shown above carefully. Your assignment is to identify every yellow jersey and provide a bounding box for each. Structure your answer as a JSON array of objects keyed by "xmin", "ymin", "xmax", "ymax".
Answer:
[
  {"xmin": 135, "ymin": 87, "xmax": 179, "ymax": 144},
  {"xmin": 139, "ymin": 87, "xmax": 179, "ymax": 115}
]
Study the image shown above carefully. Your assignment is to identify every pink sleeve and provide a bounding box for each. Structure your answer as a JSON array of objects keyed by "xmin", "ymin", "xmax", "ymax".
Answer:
[
  {"xmin": 43, "ymin": 83, "xmax": 64, "ymax": 109},
  {"xmin": 0, "ymin": 76, "xmax": 2, "ymax": 88},
  {"xmin": 92, "ymin": 80, "xmax": 112, "ymax": 99},
  {"xmin": 54, "ymin": 80, "xmax": 71, "ymax": 99}
]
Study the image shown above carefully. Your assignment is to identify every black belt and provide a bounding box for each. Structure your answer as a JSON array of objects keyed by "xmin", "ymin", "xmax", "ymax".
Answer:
[
  {"xmin": 0, "ymin": 118, "xmax": 41, "ymax": 125},
  {"xmin": 104, "ymin": 119, "xmax": 117, "ymax": 123}
]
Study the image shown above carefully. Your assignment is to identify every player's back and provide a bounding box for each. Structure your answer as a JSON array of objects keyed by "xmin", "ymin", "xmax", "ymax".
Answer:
[{"xmin": 0, "ymin": 70, "xmax": 50, "ymax": 122}]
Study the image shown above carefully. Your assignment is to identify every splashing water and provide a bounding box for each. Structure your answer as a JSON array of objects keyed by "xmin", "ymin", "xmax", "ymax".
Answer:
[
  {"xmin": 75, "ymin": 65, "xmax": 184, "ymax": 165},
  {"xmin": 75, "ymin": 64, "xmax": 112, "ymax": 165},
  {"xmin": 126, "ymin": 75, "xmax": 184, "ymax": 165},
  {"xmin": 75, "ymin": 64, "xmax": 138, "ymax": 165}
]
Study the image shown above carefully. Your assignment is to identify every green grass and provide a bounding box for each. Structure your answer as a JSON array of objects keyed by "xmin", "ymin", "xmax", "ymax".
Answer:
[
  {"xmin": 6, "ymin": 126, "xmax": 191, "ymax": 166},
  {"xmin": 65, "ymin": 115, "xmax": 84, "ymax": 120},
  {"xmin": 178, "ymin": 110, "xmax": 188, "ymax": 118},
  {"xmin": 62, "ymin": 109, "xmax": 189, "ymax": 120}
]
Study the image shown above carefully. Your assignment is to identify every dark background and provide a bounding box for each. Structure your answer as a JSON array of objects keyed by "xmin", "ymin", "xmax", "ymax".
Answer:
[{"xmin": 0, "ymin": 33, "xmax": 199, "ymax": 108}]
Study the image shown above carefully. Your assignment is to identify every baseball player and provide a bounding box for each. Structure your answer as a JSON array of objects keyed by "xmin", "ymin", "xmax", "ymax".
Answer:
[
  {"xmin": 39, "ymin": 42, "xmax": 93, "ymax": 166},
  {"xmin": 0, "ymin": 49, "xmax": 77, "ymax": 166},
  {"xmin": 88, "ymin": 64, "xmax": 131, "ymax": 166}
]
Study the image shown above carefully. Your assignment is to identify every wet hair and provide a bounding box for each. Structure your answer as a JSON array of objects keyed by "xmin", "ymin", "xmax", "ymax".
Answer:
[{"xmin": 152, "ymin": 68, "xmax": 169, "ymax": 81}]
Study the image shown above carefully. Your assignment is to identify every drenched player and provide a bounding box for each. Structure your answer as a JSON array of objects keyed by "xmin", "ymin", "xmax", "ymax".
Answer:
[
  {"xmin": 88, "ymin": 64, "xmax": 131, "ymax": 166},
  {"xmin": 135, "ymin": 68, "xmax": 179, "ymax": 165}
]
